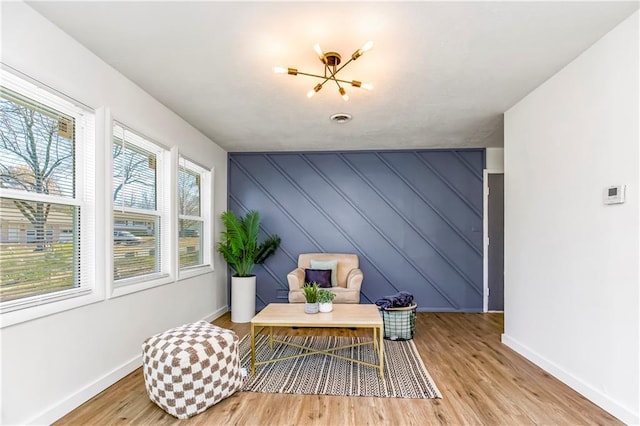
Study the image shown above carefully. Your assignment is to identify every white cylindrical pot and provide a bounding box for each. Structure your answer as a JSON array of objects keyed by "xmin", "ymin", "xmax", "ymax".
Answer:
[
  {"xmin": 231, "ymin": 275, "xmax": 256, "ymax": 323},
  {"xmin": 319, "ymin": 302, "xmax": 333, "ymax": 313}
]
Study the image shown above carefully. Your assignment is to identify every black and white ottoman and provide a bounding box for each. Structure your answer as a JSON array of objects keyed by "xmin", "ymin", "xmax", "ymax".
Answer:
[{"xmin": 142, "ymin": 321, "xmax": 245, "ymax": 419}]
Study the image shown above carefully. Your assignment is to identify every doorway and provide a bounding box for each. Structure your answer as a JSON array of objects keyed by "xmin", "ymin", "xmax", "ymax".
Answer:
[{"xmin": 483, "ymin": 171, "xmax": 504, "ymax": 312}]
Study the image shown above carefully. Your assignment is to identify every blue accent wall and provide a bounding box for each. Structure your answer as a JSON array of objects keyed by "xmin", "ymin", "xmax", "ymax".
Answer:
[{"xmin": 228, "ymin": 149, "xmax": 485, "ymax": 312}]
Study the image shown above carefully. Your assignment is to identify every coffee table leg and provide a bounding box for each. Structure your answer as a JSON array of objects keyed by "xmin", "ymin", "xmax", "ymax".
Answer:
[
  {"xmin": 269, "ymin": 326, "xmax": 273, "ymax": 349},
  {"xmin": 378, "ymin": 326, "xmax": 384, "ymax": 378},
  {"xmin": 373, "ymin": 327, "xmax": 379, "ymax": 351},
  {"xmin": 251, "ymin": 323, "xmax": 256, "ymax": 375}
]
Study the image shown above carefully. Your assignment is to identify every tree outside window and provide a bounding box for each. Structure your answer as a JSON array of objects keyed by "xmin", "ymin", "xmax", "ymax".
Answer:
[{"xmin": 0, "ymin": 86, "xmax": 80, "ymax": 303}]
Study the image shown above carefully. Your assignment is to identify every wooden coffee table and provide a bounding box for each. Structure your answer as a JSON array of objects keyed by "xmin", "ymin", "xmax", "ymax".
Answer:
[{"xmin": 250, "ymin": 303, "xmax": 384, "ymax": 377}]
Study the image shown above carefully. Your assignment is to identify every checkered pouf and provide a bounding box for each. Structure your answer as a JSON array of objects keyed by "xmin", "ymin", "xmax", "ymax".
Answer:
[{"xmin": 141, "ymin": 321, "xmax": 244, "ymax": 419}]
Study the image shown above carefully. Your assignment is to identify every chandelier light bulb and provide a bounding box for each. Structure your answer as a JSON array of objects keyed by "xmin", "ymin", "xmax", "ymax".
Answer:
[
  {"xmin": 361, "ymin": 83, "xmax": 374, "ymax": 91},
  {"xmin": 273, "ymin": 67, "xmax": 286, "ymax": 74},
  {"xmin": 308, "ymin": 83, "xmax": 323, "ymax": 98},
  {"xmin": 339, "ymin": 87, "xmax": 349, "ymax": 101},
  {"xmin": 352, "ymin": 40, "xmax": 374, "ymax": 60}
]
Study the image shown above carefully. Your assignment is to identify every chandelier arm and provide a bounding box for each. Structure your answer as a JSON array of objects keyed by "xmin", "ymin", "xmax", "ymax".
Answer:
[
  {"xmin": 324, "ymin": 64, "xmax": 348, "ymax": 101},
  {"xmin": 324, "ymin": 62, "xmax": 341, "ymax": 87},
  {"xmin": 330, "ymin": 57, "xmax": 355, "ymax": 78},
  {"xmin": 296, "ymin": 72, "xmax": 331, "ymax": 91},
  {"xmin": 295, "ymin": 71, "xmax": 332, "ymax": 80},
  {"xmin": 300, "ymin": 56, "xmax": 355, "ymax": 83},
  {"xmin": 332, "ymin": 76, "xmax": 343, "ymax": 91},
  {"xmin": 320, "ymin": 60, "xmax": 345, "ymax": 94},
  {"xmin": 333, "ymin": 78, "xmax": 357, "ymax": 86},
  {"xmin": 294, "ymin": 71, "xmax": 358, "ymax": 87}
]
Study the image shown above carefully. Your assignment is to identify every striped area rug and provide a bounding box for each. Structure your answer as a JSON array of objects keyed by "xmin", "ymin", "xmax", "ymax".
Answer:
[{"xmin": 238, "ymin": 334, "xmax": 442, "ymax": 399}]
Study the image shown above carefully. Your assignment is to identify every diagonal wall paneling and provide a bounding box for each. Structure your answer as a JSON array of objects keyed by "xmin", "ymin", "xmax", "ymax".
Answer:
[{"xmin": 228, "ymin": 149, "xmax": 485, "ymax": 312}]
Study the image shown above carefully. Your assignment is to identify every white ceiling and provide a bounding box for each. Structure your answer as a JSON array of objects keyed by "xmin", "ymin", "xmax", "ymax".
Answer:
[{"xmin": 27, "ymin": 1, "xmax": 639, "ymax": 152}]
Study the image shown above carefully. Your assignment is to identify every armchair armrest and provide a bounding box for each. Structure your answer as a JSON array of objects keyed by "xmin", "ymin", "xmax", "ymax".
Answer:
[
  {"xmin": 345, "ymin": 268, "xmax": 363, "ymax": 293},
  {"xmin": 287, "ymin": 267, "xmax": 305, "ymax": 291}
]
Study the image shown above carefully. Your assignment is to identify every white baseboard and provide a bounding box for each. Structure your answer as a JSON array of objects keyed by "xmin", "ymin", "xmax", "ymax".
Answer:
[
  {"xmin": 25, "ymin": 307, "xmax": 231, "ymax": 425},
  {"xmin": 26, "ymin": 354, "xmax": 141, "ymax": 425},
  {"xmin": 501, "ymin": 333, "xmax": 638, "ymax": 425},
  {"xmin": 202, "ymin": 305, "xmax": 229, "ymax": 323}
]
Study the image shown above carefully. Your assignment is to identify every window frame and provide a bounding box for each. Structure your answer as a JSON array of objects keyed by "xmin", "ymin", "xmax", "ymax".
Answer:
[
  {"xmin": 176, "ymin": 151, "xmax": 213, "ymax": 279},
  {"xmin": 108, "ymin": 120, "xmax": 174, "ymax": 298},
  {"xmin": 0, "ymin": 67, "xmax": 218, "ymax": 324},
  {"xmin": 0, "ymin": 68, "xmax": 101, "ymax": 328}
]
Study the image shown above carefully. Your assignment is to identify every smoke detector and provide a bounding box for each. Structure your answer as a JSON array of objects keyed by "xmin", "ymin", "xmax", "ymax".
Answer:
[{"xmin": 330, "ymin": 113, "xmax": 352, "ymax": 123}]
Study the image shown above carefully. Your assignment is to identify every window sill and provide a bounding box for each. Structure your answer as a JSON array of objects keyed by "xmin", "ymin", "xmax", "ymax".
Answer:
[
  {"xmin": 110, "ymin": 273, "xmax": 173, "ymax": 299},
  {"xmin": 0, "ymin": 289, "xmax": 104, "ymax": 328},
  {"xmin": 178, "ymin": 264, "xmax": 214, "ymax": 281}
]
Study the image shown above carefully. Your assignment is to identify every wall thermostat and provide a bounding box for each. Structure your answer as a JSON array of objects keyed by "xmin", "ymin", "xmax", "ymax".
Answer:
[{"xmin": 604, "ymin": 185, "xmax": 626, "ymax": 205}]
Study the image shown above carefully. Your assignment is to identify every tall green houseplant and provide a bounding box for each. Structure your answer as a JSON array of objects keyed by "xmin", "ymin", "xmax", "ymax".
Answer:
[{"xmin": 217, "ymin": 210, "xmax": 281, "ymax": 277}]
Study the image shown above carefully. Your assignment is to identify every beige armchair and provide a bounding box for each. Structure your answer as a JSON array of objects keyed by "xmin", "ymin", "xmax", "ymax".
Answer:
[{"xmin": 288, "ymin": 253, "xmax": 363, "ymax": 304}]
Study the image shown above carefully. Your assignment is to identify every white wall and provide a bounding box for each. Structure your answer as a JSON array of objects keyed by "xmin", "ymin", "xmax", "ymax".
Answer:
[
  {"xmin": 485, "ymin": 147, "xmax": 504, "ymax": 171},
  {"xmin": 503, "ymin": 11, "xmax": 639, "ymax": 424},
  {"xmin": 0, "ymin": 3, "xmax": 229, "ymax": 424}
]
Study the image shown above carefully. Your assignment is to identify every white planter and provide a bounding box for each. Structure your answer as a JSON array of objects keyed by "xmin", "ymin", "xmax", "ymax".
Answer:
[
  {"xmin": 319, "ymin": 302, "xmax": 333, "ymax": 313},
  {"xmin": 231, "ymin": 275, "xmax": 256, "ymax": 323}
]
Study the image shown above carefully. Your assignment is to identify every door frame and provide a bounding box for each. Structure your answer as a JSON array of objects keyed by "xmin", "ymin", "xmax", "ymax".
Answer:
[{"xmin": 483, "ymin": 169, "xmax": 504, "ymax": 312}]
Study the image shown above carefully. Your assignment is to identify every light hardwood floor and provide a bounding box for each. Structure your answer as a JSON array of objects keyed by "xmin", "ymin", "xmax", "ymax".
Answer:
[{"xmin": 55, "ymin": 312, "xmax": 621, "ymax": 425}]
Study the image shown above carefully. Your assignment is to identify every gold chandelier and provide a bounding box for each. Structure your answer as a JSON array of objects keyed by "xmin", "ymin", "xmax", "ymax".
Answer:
[{"xmin": 274, "ymin": 41, "xmax": 374, "ymax": 101}]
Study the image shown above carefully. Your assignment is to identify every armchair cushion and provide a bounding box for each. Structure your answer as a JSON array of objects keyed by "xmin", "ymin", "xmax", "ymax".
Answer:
[
  {"xmin": 310, "ymin": 259, "xmax": 338, "ymax": 287},
  {"xmin": 304, "ymin": 269, "xmax": 332, "ymax": 288}
]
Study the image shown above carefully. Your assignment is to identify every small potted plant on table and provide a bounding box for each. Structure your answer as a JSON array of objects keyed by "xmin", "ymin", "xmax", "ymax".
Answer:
[
  {"xmin": 318, "ymin": 289, "xmax": 335, "ymax": 313},
  {"xmin": 302, "ymin": 282, "xmax": 320, "ymax": 314}
]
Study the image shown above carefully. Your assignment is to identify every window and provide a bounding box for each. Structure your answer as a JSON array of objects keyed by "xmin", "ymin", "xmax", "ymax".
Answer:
[
  {"xmin": 0, "ymin": 70, "xmax": 95, "ymax": 313},
  {"xmin": 178, "ymin": 156, "xmax": 211, "ymax": 272},
  {"xmin": 112, "ymin": 123, "xmax": 168, "ymax": 285}
]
